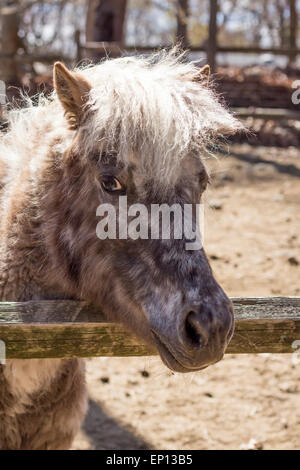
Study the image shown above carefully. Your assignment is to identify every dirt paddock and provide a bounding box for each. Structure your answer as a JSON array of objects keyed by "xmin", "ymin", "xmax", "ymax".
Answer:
[{"xmin": 72, "ymin": 143, "xmax": 300, "ymax": 450}]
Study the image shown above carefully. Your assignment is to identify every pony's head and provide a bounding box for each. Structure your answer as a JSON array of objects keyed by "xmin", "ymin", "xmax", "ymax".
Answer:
[{"xmin": 52, "ymin": 51, "xmax": 242, "ymax": 372}]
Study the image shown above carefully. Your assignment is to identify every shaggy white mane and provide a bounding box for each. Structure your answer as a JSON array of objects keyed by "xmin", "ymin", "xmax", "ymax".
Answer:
[
  {"xmin": 0, "ymin": 49, "xmax": 242, "ymax": 184},
  {"xmin": 82, "ymin": 50, "xmax": 242, "ymax": 181}
]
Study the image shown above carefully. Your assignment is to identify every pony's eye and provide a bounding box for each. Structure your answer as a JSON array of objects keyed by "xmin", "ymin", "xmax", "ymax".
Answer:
[{"xmin": 101, "ymin": 175, "xmax": 124, "ymax": 193}]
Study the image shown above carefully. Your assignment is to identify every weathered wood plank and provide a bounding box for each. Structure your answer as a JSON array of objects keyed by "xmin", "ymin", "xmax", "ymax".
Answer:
[{"xmin": 0, "ymin": 297, "xmax": 299, "ymax": 359}]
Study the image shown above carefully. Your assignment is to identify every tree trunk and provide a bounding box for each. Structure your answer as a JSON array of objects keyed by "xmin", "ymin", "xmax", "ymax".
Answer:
[
  {"xmin": 275, "ymin": 1, "xmax": 287, "ymax": 48},
  {"xmin": 176, "ymin": 0, "xmax": 189, "ymax": 48},
  {"xmin": 207, "ymin": 0, "xmax": 218, "ymax": 73},
  {"xmin": 85, "ymin": 0, "xmax": 127, "ymax": 60},
  {"xmin": 289, "ymin": 0, "xmax": 297, "ymax": 63},
  {"xmin": 0, "ymin": 5, "xmax": 20, "ymax": 83}
]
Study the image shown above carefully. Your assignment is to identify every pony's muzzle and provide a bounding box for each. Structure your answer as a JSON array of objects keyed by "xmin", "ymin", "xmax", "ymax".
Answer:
[{"xmin": 152, "ymin": 298, "xmax": 234, "ymax": 373}]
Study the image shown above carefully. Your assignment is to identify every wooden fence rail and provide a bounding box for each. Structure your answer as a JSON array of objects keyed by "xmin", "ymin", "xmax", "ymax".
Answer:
[
  {"xmin": 0, "ymin": 297, "xmax": 299, "ymax": 359},
  {"xmin": 233, "ymin": 108, "xmax": 300, "ymax": 121},
  {"xmin": 82, "ymin": 42, "xmax": 300, "ymax": 57}
]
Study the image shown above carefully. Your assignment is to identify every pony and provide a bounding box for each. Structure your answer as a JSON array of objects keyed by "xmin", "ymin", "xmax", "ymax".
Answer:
[{"xmin": 0, "ymin": 50, "xmax": 242, "ymax": 449}]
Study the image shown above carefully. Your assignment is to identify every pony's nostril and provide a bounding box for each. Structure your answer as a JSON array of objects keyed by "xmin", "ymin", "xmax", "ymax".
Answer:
[{"xmin": 185, "ymin": 311, "xmax": 203, "ymax": 347}]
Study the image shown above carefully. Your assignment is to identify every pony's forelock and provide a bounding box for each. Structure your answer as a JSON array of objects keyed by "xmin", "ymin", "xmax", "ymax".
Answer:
[{"xmin": 79, "ymin": 49, "xmax": 243, "ymax": 182}]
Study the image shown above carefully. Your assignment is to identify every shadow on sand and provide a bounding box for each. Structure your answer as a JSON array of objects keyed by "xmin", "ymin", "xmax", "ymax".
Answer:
[
  {"xmin": 227, "ymin": 149, "xmax": 300, "ymax": 178},
  {"xmin": 82, "ymin": 398, "xmax": 151, "ymax": 450}
]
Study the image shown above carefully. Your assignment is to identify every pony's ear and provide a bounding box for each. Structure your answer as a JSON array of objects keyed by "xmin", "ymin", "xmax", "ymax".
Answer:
[
  {"xmin": 53, "ymin": 62, "xmax": 91, "ymax": 130},
  {"xmin": 199, "ymin": 64, "xmax": 210, "ymax": 79},
  {"xmin": 193, "ymin": 64, "xmax": 210, "ymax": 84}
]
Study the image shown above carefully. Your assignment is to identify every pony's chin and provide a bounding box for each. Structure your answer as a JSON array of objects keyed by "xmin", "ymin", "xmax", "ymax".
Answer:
[{"xmin": 152, "ymin": 331, "xmax": 208, "ymax": 374}]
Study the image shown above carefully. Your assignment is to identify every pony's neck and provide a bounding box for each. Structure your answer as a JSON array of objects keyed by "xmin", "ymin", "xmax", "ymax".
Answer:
[{"xmin": 0, "ymin": 122, "xmax": 74, "ymax": 301}]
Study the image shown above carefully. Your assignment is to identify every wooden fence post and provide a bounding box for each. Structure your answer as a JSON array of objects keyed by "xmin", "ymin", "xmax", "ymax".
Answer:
[{"xmin": 85, "ymin": 0, "xmax": 127, "ymax": 60}]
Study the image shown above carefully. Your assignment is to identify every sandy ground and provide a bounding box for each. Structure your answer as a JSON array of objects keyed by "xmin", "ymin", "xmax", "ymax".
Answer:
[{"xmin": 72, "ymin": 143, "xmax": 300, "ymax": 450}]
